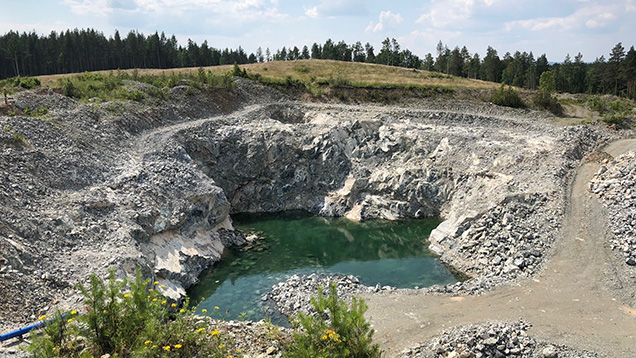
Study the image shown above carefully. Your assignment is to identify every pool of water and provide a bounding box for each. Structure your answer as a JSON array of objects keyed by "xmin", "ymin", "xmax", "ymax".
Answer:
[{"xmin": 188, "ymin": 211, "xmax": 458, "ymax": 325}]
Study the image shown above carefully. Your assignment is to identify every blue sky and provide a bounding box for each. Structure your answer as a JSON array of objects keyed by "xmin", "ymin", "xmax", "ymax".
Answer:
[{"xmin": 1, "ymin": 0, "xmax": 634, "ymax": 63}]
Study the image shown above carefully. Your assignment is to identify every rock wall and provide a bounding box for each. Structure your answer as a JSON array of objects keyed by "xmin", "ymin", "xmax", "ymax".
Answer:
[{"xmin": 0, "ymin": 81, "xmax": 613, "ymax": 326}]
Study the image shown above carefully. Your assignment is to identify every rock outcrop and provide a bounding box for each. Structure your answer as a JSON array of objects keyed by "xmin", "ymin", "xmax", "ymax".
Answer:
[{"xmin": 0, "ymin": 79, "xmax": 615, "ymax": 330}]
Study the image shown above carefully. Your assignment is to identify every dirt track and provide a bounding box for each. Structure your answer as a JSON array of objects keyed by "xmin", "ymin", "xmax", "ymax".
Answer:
[{"xmin": 364, "ymin": 139, "xmax": 636, "ymax": 357}]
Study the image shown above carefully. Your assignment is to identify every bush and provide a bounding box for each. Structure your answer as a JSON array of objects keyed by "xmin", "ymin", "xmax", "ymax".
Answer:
[
  {"xmin": 285, "ymin": 283, "xmax": 381, "ymax": 358},
  {"xmin": 533, "ymin": 92, "xmax": 563, "ymax": 116},
  {"xmin": 29, "ymin": 270, "xmax": 241, "ymax": 358},
  {"xmin": 60, "ymin": 78, "xmax": 80, "ymax": 98},
  {"xmin": 24, "ymin": 106, "xmax": 48, "ymax": 118},
  {"xmin": 0, "ymin": 76, "xmax": 41, "ymax": 89},
  {"xmin": 491, "ymin": 84, "xmax": 525, "ymax": 108}
]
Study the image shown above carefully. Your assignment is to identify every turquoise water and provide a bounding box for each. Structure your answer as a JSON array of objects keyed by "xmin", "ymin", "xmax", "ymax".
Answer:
[{"xmin": 188, "ymin": 211, "xmax": 457, "ymax": 324}]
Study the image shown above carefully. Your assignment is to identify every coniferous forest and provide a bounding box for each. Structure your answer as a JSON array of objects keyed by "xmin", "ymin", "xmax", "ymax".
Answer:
[{"xmin": 1, "ymin": 28, "xmax": 635, "ymax": 98}]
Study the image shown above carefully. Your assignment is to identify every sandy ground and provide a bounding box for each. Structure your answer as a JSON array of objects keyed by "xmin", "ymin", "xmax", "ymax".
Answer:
[{"xmin": 363, "ymin": 139, "xmax": 636, "ymax": 358}]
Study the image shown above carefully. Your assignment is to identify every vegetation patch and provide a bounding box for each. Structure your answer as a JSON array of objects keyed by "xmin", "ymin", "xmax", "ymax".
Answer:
[
  {"xmin": 28, "ymin": 271, "xmax": 381, "ymax": 358},
  {"xmin": 286, "ymin": 283, "xmax": 381, "ymax": 358},
  {"xmin": 586, "ymin": 96, "xmax": 635, "ymax": 126},
  {"xmin": 533, "ymin": 71, "xmax": 563, "ymax": 116},
  {"xmin": 490, "ymin": 84, "xmax": 525, "ymax": 108},
  {"xmin": 53, "ymin": 69, "xmax": 234, "ymax": 102},
  {"xmin": 0, "ymin": 76, "xmax": 41, "ymax": 90},
  {"xmin": 28, "ymin": 270, "xmax": 240, "ymax": 357}
]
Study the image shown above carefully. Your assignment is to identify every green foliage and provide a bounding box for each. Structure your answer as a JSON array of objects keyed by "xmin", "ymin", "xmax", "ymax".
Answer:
[
  {"xmin": 533, "ymin": 71, "xmax": 563, "ymax": 115},
  {"xmin": 28, "ymin": 269, "xmax": 242, "ymax": 358},
  {"xmin": 285, "ymin": 283, "xmax": 381, "ymax": 358},
  {"xmin": 587, "ymin": 96, "xmax": 634, "ymax": 126},
  {"xmin": 55, "ymin": 70, "xmax": 234, "ymax": 102},
  {"xmin": 538, "ymin": 71, "xmax": 555, "ymax": 94},
  {"xmin": 0, "ymin": 76, "xmax": 41, "ymax": 89},
  {"xmin": 491, "ymin": 83, "xmax": 525, "ymax": 108},
  {"xmin": 232, "ymin": 62, "xmax": 242, "ymax": 77},
  {"xmin": 10, "ymin": 133, "xmax": 28, "ymax": 147},
  {"xmin": 185, "ymin": 86, "xmax": 197, "ymax": 96},
  {"xmin": 24, "ymin": 106, "xmax": 48, "ymax": 118},
  {"xmin": 60, "ymin": 78, "xmax": 80, "ymax": 98},
  {"xmin": 326, "ymin": 76, "xmax": 353, "ymax": 87}
]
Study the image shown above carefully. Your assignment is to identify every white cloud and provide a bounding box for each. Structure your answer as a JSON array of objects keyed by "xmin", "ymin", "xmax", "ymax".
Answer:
[
  {"xmin": 303, "ymin": 0, "xmax": 368, "ymax": 18},
  {"xmin": 365, "ymin": 10, "xmax": 403, "ymax": 33},
  {"xmin": 63, "ymin": 0, "xmax": 113, "ymax": 16},
  {"xmin": 63, "ymin": 0, "xmax": 288, "ymax": 24},
  {"xmin": 505, "ymin": 4, "xmax": 620, "ymax": 31},
  {"xmin": 416, "ymin": 0, "xmax": 500, "ymax": 28}
]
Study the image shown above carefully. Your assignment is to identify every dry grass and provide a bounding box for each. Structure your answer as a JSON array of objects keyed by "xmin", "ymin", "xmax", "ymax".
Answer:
[{"xmin": 37, "ymin": 60, "xmax": 499, "ymax": 90}]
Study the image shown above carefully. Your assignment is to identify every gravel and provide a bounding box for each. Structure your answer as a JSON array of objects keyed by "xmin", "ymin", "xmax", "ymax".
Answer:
[
  {"xmin": 395, "ymin": 320, "xmax": 599, "ymax": 358},
  {"xmin": 590, "ymin": 151, "xmax": 636, "ymax": 268}
]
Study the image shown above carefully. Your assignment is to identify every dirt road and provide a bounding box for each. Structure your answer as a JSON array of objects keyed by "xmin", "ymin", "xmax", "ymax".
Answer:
[{"xmin": 364, "ymin": 139, "xmax": 636, "ymax": 357}]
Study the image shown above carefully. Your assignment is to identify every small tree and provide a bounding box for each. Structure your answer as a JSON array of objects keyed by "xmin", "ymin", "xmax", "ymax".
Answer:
[
  {"xmin": 285, "ymin": 283, "xmax": 381, "ymax": 358},
  {"xmin": 533, "ymin": 70, "xmax": 562, "ymax": 115}
]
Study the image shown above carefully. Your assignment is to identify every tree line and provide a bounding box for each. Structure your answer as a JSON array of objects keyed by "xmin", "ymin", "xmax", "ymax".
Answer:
[
  {"xmin": 1, "ymin": 28, "xmax": 635, "ymax": 99},
  {"xmin": 0, "ymin": 28, "xmax": 253, "ymax": 80}
]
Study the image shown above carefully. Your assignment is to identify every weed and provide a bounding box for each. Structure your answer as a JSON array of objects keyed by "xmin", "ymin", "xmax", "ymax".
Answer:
[
  {"xmin": 294, "ymin": 65, "xmax": 311, "ymax": 74},
  {"xmin": 10, "ymin": 133, "xmax": 28, "ymax": 147}
]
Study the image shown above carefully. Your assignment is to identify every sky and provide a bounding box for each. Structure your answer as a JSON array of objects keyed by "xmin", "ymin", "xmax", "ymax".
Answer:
[{"xmin": 1, "ymin": 0, "xmax": 635, "ymax": 63}]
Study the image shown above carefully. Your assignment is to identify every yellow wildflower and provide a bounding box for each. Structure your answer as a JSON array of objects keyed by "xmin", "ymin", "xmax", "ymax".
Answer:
[
  {"xmin": 152, "ymin": 345, "xmax": 157, "ymax": 349},
  {"xmin": 175, "ymin": 344, "xmax": 182, "ymax": 349},
  {"xmin": 161, "ymin": 300, "xmax": 167, "ymax": 305},
  {"xmin": 152, "ymin": 298, "xmax": 158, "ymax": 302},
  {"xmin": 171, "ymin": 303, "xmax": 177, "ymax": 307},
  {"xmin": 228, "ymin": 356, "xmax": 233, "ymax": 358},
  {"xmin": 214, "ymin": 306, "xmax": 219, "ymax": 310},
  {"xmin": 70, "ymin": 310, "xmax": 77, "ymax": 315},
  {"xmin": 144, "ymin": 340, "xmax": 152, "ymax": 345},
  {"xmin": 154, "ymin": 281, "xmax": 159, "ymax": 285},
  {"xmin": 124, "ymin": 293, "xmax": 131, "ymax": 298},
  {"xmin": 160, "ymin": 285, "xmax": 166, "ymax": 288},
  {"xmin": 218, "ymin": 344, "xmax": 225, "ymax": 349},
  {"xmin": 211, "ymin": 330, "xmax": 220, "ymax": 336},
  {"xmin": 202, "ymin": 309, "xmax": 208, "ymax": 313},
  {"xmin": 197, "ymin": 328, "xmax": 205, "ymax": 333},
  {"xmin": 67, "ymin": 318, "xmax": 74, "ymax": 323},
  {"xmin": 179, "ymin": 309, "xmax": 185, "ymax": 313},
  {"xmin": 322, "ymin": 335, "xmax": 328, "ymax": 340},
  {"xmin": 149, "ymin": 289, "xmax": 154, "ymax": 292},
  {"xmin": 163, "ymin": 346, "xmax": 171, "ymax": 351},
  {"xmin": 39, "ymin": 315, "xmax": 46, "ymax": 321}
]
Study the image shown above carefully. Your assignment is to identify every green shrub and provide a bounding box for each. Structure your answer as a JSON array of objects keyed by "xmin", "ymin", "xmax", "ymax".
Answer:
[
  {"xmin": 60, "ymin": 78, "xmax": 80, "ymax": 98},
  {"xmin": 603, "ymin": 113, "xmax": 625, "ymax": 126},
  {"xmin": 28, "ymin": 270, "xmax": 241, "ymax": 358},
  {"xmin": 0, "ymin": 76, "xmax": 41, "ymax": 89},
  {"xmin": 285, "ymin": 283, "xmax": 381, "ymax": 358},
  {"xmin": 533, "ymin": 92, "xmax": 563, "ymax": 115},
  {"xmin": 24, "ymin": 106, "xmax": 48, "ymax": 118},
  {"xmin": 124, "ymin": 90, "xmax": 146, "ymax": 102},
  {"xmin": 491, "ymin": 84, "xmax": 525, "ymax": 108}
]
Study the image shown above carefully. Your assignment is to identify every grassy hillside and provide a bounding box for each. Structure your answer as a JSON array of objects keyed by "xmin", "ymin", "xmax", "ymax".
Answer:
[
  {"xmin": 19, "ymin": 60, "xmax": 635, "ymax": 126},
  {"xmin": 37, "ymin": 59, "xmax": 499, "ymax": 91}
]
